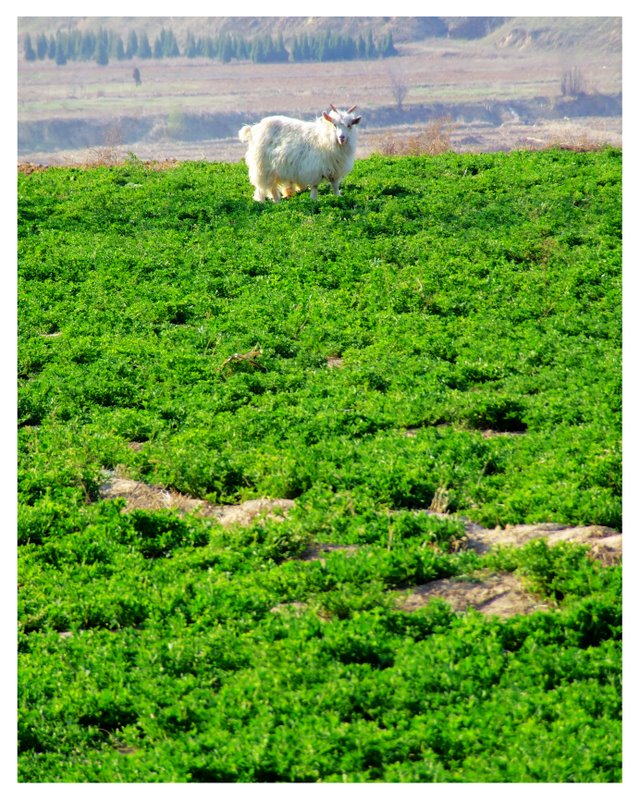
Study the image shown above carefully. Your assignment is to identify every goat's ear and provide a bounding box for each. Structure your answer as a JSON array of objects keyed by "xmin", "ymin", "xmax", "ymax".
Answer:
[
  {"xmin": 322, "ymin": 112, "xmax": 335, "ymax": 124},
  {"xmin": 351, "ymin": 116, "xmax": 362, "ymax": 125}
]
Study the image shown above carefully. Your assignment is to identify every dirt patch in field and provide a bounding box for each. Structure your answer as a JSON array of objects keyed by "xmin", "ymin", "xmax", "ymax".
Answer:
[
  {"xmin": 396, "ymin": 571, "xmax": 552, "ymax": 618},
  {"xmin": 99, "ymin": 473, "xmax": 293, "ymax": 527},
  {"xmin": 298, "ymin": 542, "xmax": 360, "ymax": 562},
  {"xmin": 463, "ymin": 521, "xmax": 622, "ymax": 566},
  {"xmin": 393, "ymin": 518, "xmax": 620, "ymax": 618},
  {"xmin": 99, "ymin": 474, "xmax": 620, "ymax": 618}
]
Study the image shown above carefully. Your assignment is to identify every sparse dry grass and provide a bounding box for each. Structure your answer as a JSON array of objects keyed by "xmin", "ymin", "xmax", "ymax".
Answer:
[
  {"xmin": 80, "ymin": 145, "xmax": 126, "ymax": 167},
  {"xmin": 374, "ymin": 116, "xmax": 454, "ymax": 156},
  {"xmin": 72, "ymin": 126, "xmax": 129, "ymax": 167},
  {"xmin": 17, "ymin": 162, "xmax": 50, "ymax": 174},
  {"xmin": 514, "ymin": 127, "xmax": 614, "ymax": 153},
  {"xmin": 546, "ymin": 134, "xmax": 611, "ymax": 152},
  {"xmin": 429, "ymin": 486, "xmax": 451, "ymax": 514},
  {"xmin": 19, "ymin": 152, "xmax": 182, "ymax": 171}
]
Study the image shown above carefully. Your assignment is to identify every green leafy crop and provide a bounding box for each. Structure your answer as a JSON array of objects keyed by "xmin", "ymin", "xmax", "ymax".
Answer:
[{"xmin": 17, "ymin": 149, "xmax": 621, "ymax": 782}]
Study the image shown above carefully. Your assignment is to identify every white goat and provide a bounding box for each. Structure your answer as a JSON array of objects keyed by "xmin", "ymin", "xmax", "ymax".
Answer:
[{"xmin": 239, "ymin": 105, "xmax": 361, "ymax": 202}]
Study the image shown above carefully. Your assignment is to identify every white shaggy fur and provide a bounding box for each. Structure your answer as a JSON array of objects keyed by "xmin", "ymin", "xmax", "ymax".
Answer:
[{"xmin": 239, "ymin": 105, "xmax": 361, "ymax": 202}]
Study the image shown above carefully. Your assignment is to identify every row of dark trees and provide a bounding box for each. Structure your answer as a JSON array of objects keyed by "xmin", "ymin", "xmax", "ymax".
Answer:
[
  {"xmin": 22, "ymin": 29, "xmax": 180, "ymax": 65},
  {"xmin": 22, "ymin": 28, "xmax": 397, "ymax": 66},
  {"xmin": 289, "ymin": 31, "xmax": 396, "ymax": 62}
]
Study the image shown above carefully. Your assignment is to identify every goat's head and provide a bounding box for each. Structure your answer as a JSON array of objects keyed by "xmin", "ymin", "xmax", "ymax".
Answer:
[{"xmin": 323, "ymin": 105, "xmax": 362, "ymax": 146}]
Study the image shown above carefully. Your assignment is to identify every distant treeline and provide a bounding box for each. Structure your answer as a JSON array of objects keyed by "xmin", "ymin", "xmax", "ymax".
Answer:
[{"xmin": 22, "ymin": 28, "xmax": 398, "ymax": 65}]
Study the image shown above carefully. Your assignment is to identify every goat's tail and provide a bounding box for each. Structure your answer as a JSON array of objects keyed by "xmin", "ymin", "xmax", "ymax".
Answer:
[{"xmin": 238, "ymin": 125, "xmax": 253, "ymax": 144}]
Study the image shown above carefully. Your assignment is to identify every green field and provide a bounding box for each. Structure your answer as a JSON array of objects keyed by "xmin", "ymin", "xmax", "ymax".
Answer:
[{"xmin": 17, "ymin": 149, "xmax": 622, "ymax": 782}]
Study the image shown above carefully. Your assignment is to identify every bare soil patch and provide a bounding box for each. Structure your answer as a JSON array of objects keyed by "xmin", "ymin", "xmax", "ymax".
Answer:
[
  {"xmin": 463, "ymin": 520, "xmax": 622, "ymax": 566},
  {"xmin": 394, "ymin": 518, "xmax": 620, "ymax": 617},
  {"xmin": 396, "ymin": 571, "xmax": 552, "ymax": 618},
  {"xmin": 99, "ymin": 473, "xmax": 293, "ymax": 527},
  {"xmin": 99, "ymin": 474, "xmax": 620, "ymax": 619},
  {"xmin": 298, "ymin": 543, "xmax": 360, "ymax": 563}
]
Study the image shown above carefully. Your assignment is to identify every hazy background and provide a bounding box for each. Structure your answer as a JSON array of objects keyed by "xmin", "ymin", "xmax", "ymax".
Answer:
[{"xmin": 17, "ymin": 16, "xmax": 622, "ymax": 165}]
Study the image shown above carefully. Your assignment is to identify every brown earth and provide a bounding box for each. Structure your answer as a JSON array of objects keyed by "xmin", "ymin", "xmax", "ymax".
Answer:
[
  {"xmin": 463, "ymin": 520, "xmax": 622, "ymax": 566},
  {"xmin": 99, "ymin": 473, "xmax": 294, "ymax": 526},
  {"xmin": 99, "ymin": 473, "xmax": 621, "ymax": 619},
  {"xmin": 396, "ymin": 571, "xmax": 553, "ymax": 618}
]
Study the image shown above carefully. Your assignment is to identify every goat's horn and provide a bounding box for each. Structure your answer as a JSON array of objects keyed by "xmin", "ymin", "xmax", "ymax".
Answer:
[
  {"xmin": 329, "ymin": 103, "xmax": 338, "ymax": 112},
  {"xmin": 347, "ymin": 104, "xmax": 357, "ymax": 113}
]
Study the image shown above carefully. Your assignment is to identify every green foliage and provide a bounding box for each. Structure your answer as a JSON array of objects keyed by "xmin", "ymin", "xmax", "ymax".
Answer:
[
  {"xmin": 23, "ymin": 33, "xmax": 36, "ymax": 61},
  {"xmin": 24, "ymin": 26, "xmax": 398, "ymax": 65},
  {"xmin": 17, "ymin": 149, "xmax": 621, "ymax": 782}
]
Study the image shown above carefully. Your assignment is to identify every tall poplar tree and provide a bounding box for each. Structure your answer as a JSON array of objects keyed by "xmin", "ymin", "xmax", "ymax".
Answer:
[{"xmin": 23, "ymin": 34, "xmax": 36, "ymax": 61}]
